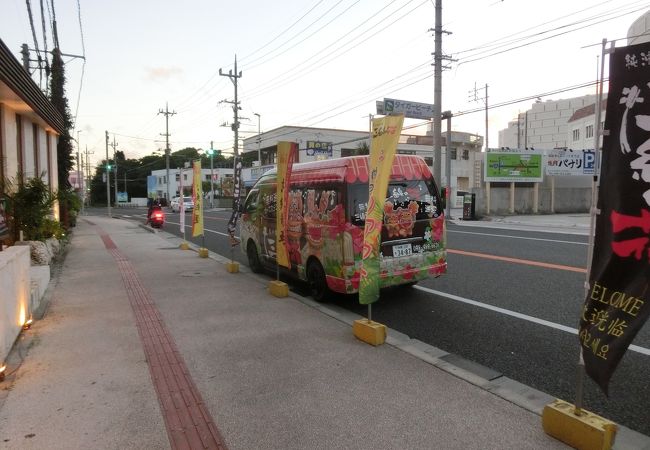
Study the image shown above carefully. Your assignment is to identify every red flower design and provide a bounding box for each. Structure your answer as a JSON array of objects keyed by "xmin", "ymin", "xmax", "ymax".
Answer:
[
  {"xmin": 402, "ymin": 264, "xmax": 415, "ymax": 280},
  {"xmin": 350, "ymin": 271, "xmax": 361, "ymax": 290}
]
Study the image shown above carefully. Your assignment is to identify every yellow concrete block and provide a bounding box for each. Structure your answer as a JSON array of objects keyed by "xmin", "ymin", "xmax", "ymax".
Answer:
[
  {"xmin": 226, "ymin": 262, "xmax": 239, "ymax": 273},
  {"xmin": 198, "ymin": 248, "xmax": 209, "ymax": 258},
  {"xmin": 268, "ymin": 280, "xmax": 289, "ymax": 298},
  {"xmin": 542, "ymin": 399, "xmax": 617, "ymax": 450},
  {"xmin": 352, "ymin": 319, "xmax": 387, "ymax": 346},
  {"xmin": 179, "ymin": 242, "xmax": 190, "ymax": 250}
]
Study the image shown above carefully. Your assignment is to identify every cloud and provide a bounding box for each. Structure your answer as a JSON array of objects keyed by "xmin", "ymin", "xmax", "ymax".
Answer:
[{"xmin": 144, "ymin": 66, "xmax": 183, "ymax": 82}]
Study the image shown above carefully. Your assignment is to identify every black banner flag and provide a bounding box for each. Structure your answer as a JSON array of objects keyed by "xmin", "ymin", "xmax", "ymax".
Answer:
[{"xmin": 579, "ymin": 41, "xmax": 650, "ymax": 395}]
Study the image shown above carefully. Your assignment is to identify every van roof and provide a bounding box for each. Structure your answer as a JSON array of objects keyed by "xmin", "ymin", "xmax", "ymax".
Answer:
[{"xmin": 259, "ymin": 155, "xmax": 433, "ymax": 185}]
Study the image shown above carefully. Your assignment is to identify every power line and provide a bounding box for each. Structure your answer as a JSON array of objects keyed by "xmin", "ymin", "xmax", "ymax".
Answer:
[
  {"xmin": 242, "ymin": 0, "xmax": 352, "ymax": 70},
  {"xmin": 244, "ymin": 0, "xmax": 412, "ymax": 98},
  {"xmin": 455, "ymin": 2, "xmax": 649, "ymax": 65},
  {"xmin": 71, "ymin": 0, "xmax": 86, "ymax": 138},
  {"xmin": 240, "ymin": 0, "xmax": 327, "ymax": 63}
]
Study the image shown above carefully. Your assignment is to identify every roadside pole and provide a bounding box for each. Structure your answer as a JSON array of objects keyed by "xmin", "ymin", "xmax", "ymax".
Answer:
[{"xmin": 105, "ymin": 131, "xmax": 111, "ymax": 218}]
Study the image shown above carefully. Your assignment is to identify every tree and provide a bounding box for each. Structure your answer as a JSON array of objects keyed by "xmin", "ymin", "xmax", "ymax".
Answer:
[
  {"xmin": 49, "ymin": 48, "xmax": 75, "ymax": 227},
  {"xmin": 49, "ymin": 48, "xmax": 74, "ymax": 191},
  {"xmin": 354, "ymin": 142, "xmax": 370, "ymax": 155}
]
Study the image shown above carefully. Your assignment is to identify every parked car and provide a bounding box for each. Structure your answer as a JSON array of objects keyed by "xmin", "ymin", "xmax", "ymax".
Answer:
[{"xmin": 170, "ymin": 196, "xmax": 194, "ymax": 212}]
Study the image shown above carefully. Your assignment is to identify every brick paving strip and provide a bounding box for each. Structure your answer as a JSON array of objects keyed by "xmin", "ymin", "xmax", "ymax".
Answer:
[{"xmin": 94, "ymin": 226, "xmax": 228, "ymax": 450}]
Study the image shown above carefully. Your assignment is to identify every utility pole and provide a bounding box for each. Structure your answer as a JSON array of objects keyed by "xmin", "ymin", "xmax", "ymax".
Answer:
[
  {"xmin": 209, "ymin": 141, "xmax": 215, "ymax": 209},
  {"xmin": 430, "ymin": 1, "xmax": 454, "ymax": 185},
  {"xmin": 105, "ymin": 131, "xmax": 111, "ymax": 217},
  {"xmin": 220, "ymin": 56, "xmax": 243, "ymax": 157},
  {"xmin": 442, "ymin": 111, "xmax": 453, "ymax": 219},
  {"xmin": 158, "ymin": 102, "xmax": 176, "ymax": 202},
  {"xmin": 469, "ymin": 82, "xmax": 489, "ymax": 151},
  {"xmin": 83, "ymin": 145, "xmax": 94, "ymax": 207},
  {"xmin": 254, "ymin": 113, "xmax": 261, "ymax": 165},
  {"xmin": 110, "ymin": 135, "xmax": 119, "ymax": 206},
  {"xmin": 76, "ymin": 130, "xmax": 83, "ymax": 214}
]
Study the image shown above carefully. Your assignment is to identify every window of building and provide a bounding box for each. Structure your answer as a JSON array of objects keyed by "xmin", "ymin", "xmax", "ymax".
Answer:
[
  {"xmin": 175, "ymin": 173, "xmax": 180, "ymax": 181},
  {"xmin": 585, "ymin": 124, "xmax": 594, "ymax": 139},
  {"xmin": 33, "ymin": 123, "xmax": 39, "ymax": 175},
  {"xmin": 16, "ymin": 114, "xmax": 24, "ymax": 176},
  {"xmin": 462, "ymin": 149, "xmax": 469, "ymax": 160},
  {"xmin": 450, "ymin": 148, "xmax": 457, "ymax": 160},
  {"xmin": 572, "ymin": 129, "xmax": 580, "ymax": 142}
]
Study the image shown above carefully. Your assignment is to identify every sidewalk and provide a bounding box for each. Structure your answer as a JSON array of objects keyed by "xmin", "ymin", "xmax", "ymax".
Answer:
[
  {"xmin": 448, "ymin": 208, "xmax": 591, "ymax": 235},
  {"xmin": 0, "ymin": 215, "xmax": 643, "ymax": 449}
]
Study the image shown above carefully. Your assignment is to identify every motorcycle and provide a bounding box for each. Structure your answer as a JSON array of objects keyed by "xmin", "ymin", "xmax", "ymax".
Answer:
[{"xmin": 147, "ymin": 206, "xmax": 165, "ymax": 229}]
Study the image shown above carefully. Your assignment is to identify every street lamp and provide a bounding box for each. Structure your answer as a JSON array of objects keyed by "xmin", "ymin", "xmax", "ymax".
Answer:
[{"xmin": 254, "ymin": 112, "xmax": 261, "ymax": 166}]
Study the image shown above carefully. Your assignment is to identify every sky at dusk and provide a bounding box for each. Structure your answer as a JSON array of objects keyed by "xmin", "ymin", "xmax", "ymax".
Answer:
[{"xmin": 1, "ymin": 0, "xmax": 647, "ymax": 167}]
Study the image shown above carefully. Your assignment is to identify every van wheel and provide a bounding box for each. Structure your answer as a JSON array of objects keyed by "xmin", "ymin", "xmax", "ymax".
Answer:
[
  {"xmin": 307, "ymin": 260, "xmax": 329, "ymax": 302},
  {"xmin": 247, "ymin": 241, "xmax": 263, "ymax": 273}
]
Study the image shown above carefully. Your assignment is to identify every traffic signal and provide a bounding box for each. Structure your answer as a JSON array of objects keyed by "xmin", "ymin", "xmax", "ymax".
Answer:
[{"xmin": 106, "ymin": 163, "xmax": 112, "ymax": 170}]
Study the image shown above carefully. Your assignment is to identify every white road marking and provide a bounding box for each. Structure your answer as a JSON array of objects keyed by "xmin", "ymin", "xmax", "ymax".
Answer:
[
  {"xmin": 448, "ymin": 229, "xmax": 588, "ymax": 246},
  {"xmin": 415, "ymin": 285, "xmax": 650, "ymax": 356},
  {"xmin": 165, "ymin": 220, "xmax": 237, "ymax": 238}
]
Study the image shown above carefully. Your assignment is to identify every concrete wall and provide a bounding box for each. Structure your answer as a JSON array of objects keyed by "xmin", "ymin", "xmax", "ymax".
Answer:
[
  {"xmin": 473, "ymin": 185, "xmax": 592, "ymax": 216},
  {"xmin": 0, "ymin": 246, "xmax": 30, "ymax": 366}
]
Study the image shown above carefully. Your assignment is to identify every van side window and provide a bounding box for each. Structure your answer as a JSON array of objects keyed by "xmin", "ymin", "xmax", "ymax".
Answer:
[
  {"xmin": 261, "ymin": 189, "xmax": 277, "ymax": 219},
  {"xmin": 244, "ymin": 190, "xmax": 259, "ymax": 213}
]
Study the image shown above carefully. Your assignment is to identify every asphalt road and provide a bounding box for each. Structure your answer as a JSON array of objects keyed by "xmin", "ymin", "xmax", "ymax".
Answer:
[{"xmin": 98, "ymin": 206, "xmax": 650, "ymax": 436}]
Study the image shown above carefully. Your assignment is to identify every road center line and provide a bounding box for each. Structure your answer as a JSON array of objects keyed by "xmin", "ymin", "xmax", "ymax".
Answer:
[
  {"xmin": 449, "ymin": 229, "xmax": 588, "ymax": 245},
  {"xmin": 165, "ymin": 220, "xmax": 235, "ymax": 238},
  {"xmin": 414, "ymin": 285, "xmax": 650, "ymax": 356},
  {"xmin": 447, "ymin": 248, "xmax": 587, "ymax": 273}
]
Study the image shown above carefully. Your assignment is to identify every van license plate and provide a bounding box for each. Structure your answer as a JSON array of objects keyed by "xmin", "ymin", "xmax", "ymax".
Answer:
[{"xmin": 393, "ymin": 243, "xmax": 412, "ymax": 257}]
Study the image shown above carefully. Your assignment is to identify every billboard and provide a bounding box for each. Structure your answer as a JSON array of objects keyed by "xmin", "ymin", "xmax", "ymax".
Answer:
[
  {"xmin": 305, "ymin": 141, "xmax": 332, "ymax": 158},
  {"xmin": 147, "ymin": 175, "xmax": 157, "ymax": 198},
  {"xmin": 546, "ymin": 149, "xmax": 596, "ymax": 176},
  {"xmin": 484, "ymin": 148, "xmax": 543, "ymax": 182}
]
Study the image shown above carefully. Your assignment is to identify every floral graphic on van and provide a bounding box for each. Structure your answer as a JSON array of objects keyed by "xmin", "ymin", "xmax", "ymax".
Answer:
[{"xmin": 384, "ymin": 201, "xmax": 419, "ymax": 238}]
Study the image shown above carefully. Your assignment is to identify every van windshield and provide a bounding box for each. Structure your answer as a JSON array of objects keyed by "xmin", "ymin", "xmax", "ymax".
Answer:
[{"xmin": 348, "ymin": 180, "xmax": 441, "ymax": 226}]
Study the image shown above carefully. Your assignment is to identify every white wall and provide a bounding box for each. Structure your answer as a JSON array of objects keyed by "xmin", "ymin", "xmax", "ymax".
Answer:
[
  {"xmin": 2, "ymin": 105, "xmax": 18, "ymax": 181},
  {"xmin": 498, "ymin": 95, "xmax": 599, "ymax": 150},
  {"xmin": 0, "ymin": 246, "xmax": 30, "ymax": 366}
]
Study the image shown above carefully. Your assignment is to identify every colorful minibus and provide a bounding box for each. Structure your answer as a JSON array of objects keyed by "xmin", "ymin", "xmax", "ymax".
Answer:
[{"xmin": 240, "ymin": 155, "xmax": 447, "ymax": 301}]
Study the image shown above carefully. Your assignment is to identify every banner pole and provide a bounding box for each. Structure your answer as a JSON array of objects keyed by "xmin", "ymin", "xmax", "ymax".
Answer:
[{"xmin": 574, "ymin": 37, "xmax": 607, "ymax": 416}]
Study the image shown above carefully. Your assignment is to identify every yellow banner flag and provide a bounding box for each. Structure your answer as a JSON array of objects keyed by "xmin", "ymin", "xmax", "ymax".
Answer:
[
  {"xmin": 359, "ymin": 114, "xmax": 404, "ymax": 305},
  {"xmin": 276, "ymin": 142, "xmax": 297, "ymax": 268},
  {"xmin": 192, "ymin": 160, "xmax": 204, "ymax": 237}
]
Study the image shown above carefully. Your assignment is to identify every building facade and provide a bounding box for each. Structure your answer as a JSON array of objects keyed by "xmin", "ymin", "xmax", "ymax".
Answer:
[
  {"xmin": 150, "ymin": 167, "xmax": 234, "ymax": 200},
  {"xmin": 0, "ymin": 39, "xmax": 64, "ymax": 218},
  {"xmin": 241, "ymin": 125, "xmax": 484, "ymax": 202},
  {"xmin": 498, "ymin": 94, "xmax": 603, "ymax": 151}
]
